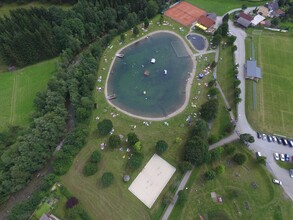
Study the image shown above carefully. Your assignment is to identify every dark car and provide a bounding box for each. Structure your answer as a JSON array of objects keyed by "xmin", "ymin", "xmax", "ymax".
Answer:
[
  {"xmin": 257, "ymin": 132, "xmax": 261, "ymax": 139},
  {"xmin": 290, "ymin": 169, "xmax": 293, "ymax": 178},
  {"xmin": 277, "ymin": 138, "xmax": 282, "ymax": 144},
  {"xmin": 288, "ymin": 140, "xmax": 293, "ymax": 148},
  {"xmin": 282, "ymin": 138, "xmax": 288, "ymax": 146},
  {"xmin": 267, "ymin": 135, "xmax": 273, "ymax": 142},
  {"xmin": 285, "ymin": 154, "xmax": 290, "ymax": 161}
]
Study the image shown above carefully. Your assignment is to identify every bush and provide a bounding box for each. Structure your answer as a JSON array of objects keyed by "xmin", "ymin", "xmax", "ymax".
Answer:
[
  {"xmin": 155, "ymin": 140, "xmax": 168, "ymax": 155},
  {"xmin": 179, "ymin": 161, "xmax": 193, "ymax": 173},
  {"xmin": 224, "ymin": 144, "xmax": 236, "ymax": 155},
  {"xmin": 215, "ymin": 165, "xmax": 225, "ymax": 175},
  {"xmin": 127, "ymin": 152, "xmax": 144, "ymax": 169},
  {"xmin": 97, "ymin": 119, "xmax": 113, "ymax": 136},
  {"xmin": 83, "ymin": 163, "xmax": 97, "ymax": 176},
  {"xmin": 257, "ymin": 156, "xmax": 267, "ymax": 165},
  {"xmin": 101, "ymin": 172, "xmax": 114, "ymax": 187},
  {"xmin": 210, "ymin": 147, "xmax": 224, "ymax": 162},
  {"xmin": 127, "ymin": 132, "xmax": 139, "ymax": 147},
  {"xmin": 91, "ymin": 150, "xmax": 101, "ymax": 163},
  {"xmin": 233, "ymin": 153, "xmax": 247, "ymax": 165},
  {"xmin": 66, "ymin": 197, "xmax": 79, "ymax": 209},
  {"xmin": 109, "ymin": 134, "xmax": 121, "ymax": 149},
  {"xmin": 204, "ymin": 170, "xmax": 216, "ymax": 180}
]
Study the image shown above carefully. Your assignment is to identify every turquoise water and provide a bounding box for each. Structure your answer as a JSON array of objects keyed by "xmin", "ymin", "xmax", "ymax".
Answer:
[{"xmin": 107, "ymin": 32, "xmax": 193, "ymax": 118}]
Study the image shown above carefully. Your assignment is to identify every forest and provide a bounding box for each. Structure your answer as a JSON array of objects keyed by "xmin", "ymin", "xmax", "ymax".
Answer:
[{"xmin": 0, "ymin": 0, "xmax": 168, "ymax": 207}]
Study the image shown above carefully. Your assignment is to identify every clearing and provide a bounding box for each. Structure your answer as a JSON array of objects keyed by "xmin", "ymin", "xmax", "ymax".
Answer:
[{"xmin": 0, "ymin": 59, "xmax": 57, "ymax": 131}]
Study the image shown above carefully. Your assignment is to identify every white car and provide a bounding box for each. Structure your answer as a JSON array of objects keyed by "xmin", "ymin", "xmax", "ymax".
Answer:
[
  {"xmin": 272, "ymin": 136, "xmax": 277, "ymax": 142},
  {"xmin": 274, "ymin": 153, "xmax": 280, "ymax": 161},
  {"xmin": 272, "ymin": 179, "xmax": 282, "ymax": 185},
  {"xmin": 280, "ymin": 154, "xmax": 285, "ymax": 162}
]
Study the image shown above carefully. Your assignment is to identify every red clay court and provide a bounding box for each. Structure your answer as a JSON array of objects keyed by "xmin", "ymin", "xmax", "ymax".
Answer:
[{"xmin": 164, "ymin": 1, "xmax": 207, "ymax": 26}]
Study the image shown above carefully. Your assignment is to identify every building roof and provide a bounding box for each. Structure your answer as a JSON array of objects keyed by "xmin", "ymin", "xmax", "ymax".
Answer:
[
  {"xmin": 251, "ymin": 14, "xmax": 266, "ymax": 26},
  {"xmin": 207, "ymin": 13, "xmax": 217, "ymax": 21},
  {"xmin": 239, "ymin": 12, "xmax": 253, "ymax": 21},
  {"xmin": 275, "ymin": 8, "xmax": 285, "ymax": 15},
  {"xmin": 197, "ymin": 15, "xmax": 215, "ymax": 28},
  {"xmin": 236, "ymin": 17, "xmax": 251, "ymax": 28},
  {"xmin": 268, "ymin": 0, "xmax": 279, "ymax": 11},
  {"xmin": 258, "ymin": 6, "xmax": 269, "ymax": 17},
  {"xmin": 246, "ymin": 60, "xmax": 262, "ymax": 78},
  {"xmin": 39, "ymin": 214, "xmax": 60, "ymax": 220}
]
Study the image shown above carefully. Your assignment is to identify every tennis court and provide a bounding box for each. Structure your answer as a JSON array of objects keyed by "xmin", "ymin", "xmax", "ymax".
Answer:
[{"xmin": 164, "ymin": 1, "xmax": 207, "ymax": 26}]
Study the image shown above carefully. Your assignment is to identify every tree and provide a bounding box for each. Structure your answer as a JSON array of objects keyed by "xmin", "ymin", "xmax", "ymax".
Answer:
[
  {"xmin": 184, "ymin": 136, "xmax": 209, "ymax": 165},
  {"xmin": 155, "ymin": 140, "xmax": 168, "ymax": 155},
  {"xmin": 109, "ymin": 134, "xmax": 121, "ymax": 149},
  {"xmin": 204, "ymin": 170, "xmax": 216, "ymax": 180},
  {"xmin": 233, "ymin": 153, "xmax": 247, "ymax": 165},
  {"xmin": 220, "ymin": 22, "xmax": 228, "ymax": 37},
  {"xmin": 134, "ymin": 141, "xmax": 142, "ymax": 152},
  {"xmin": 66, "ymin": 197, "xmax": 79, "ymax": 209},
  {"xmin": 257, "ymin": 156, "xmax": 267, "ymax": 165},
  {"xmin": 234, "ymin": 79, "xmax": 241, "ymax": 87},
  {"xmin": 224, "ymin": 144, "xmax": 236, "ymax": 155},
  {"xmin": 234, "ymin": 87, "xmax": 241, "ymax": 98},
  {"xmin": 240, "ymin": 133, "xmax": 255, "ymax": 143},
  {"xmin": 200, "ymin": 99, "xmax": 219, "ymax": 121},
  {"xmin": 179, "ymin": 161, "xmax": 193, "ymax": 173},
  {"xmin": 210, "ymin": 147, "xmax": 224, "ymax": 162},
  {"xmin": 146, "ymin": 0, "xmax": 159, "ymax": 18},
  {"xmin": 232, "ymin": 45, "xmax": 237, "ymax": 52},
  {"xmin": 208, "ymin": 79, "xmax": 216, "ymax": 87},
  {"xmin": 241, "ymin": 4, "xmax": 247, "ymax": 10},
  {"xmin": 190, "ymin": 118, "xmax": 209, "ymax": 140},
  {"xmin": 177, "ymin": 190, "xmax": 188, "ymax": 204},
  {"xmin": 210, "ymin": 61, "xmax": 218, "ymax": 69},
  {"xmin": 215, "ymin": 165, "xmax": 225, "ymax": 175},
  {"xmin": 159, "ymin": 15, "xmax": 164, "ymax": 24},
  {"xmin": 133, "ymin": 26, "xmax": 139, "ymax": 36},
  {"xmin": 212, "ymin": 34, "xmax": 221, "ymax": 48},
  {"xmin": 97, "ymin": 119, "xmax": 113, "ymax": 136},
  {"xmin": 227, "ymin": 35, "xmax": 236, "ymax": 45},
  {"xmin": 91, "ymin": 150, "xmax": 101, "ymax": 164},
  {"xmin": 127, "ymin": 132, "xmax": 139, "ymax": 147},
  {"xmin": 144, "ymin": 18, "xmax": 149, "ymax": 29},
  {"xmin": 101, "ymin": 172, "xmax": 114, "ymax": 187},
  {"xmin": 83, "ymin": 163, "xmax": 97, "ymax": 176},
  {"xmin": 208, "ymin": 87, "xmax": 218, "ymax": 97},
  {"xmin": 222, "ymin": 13, "xmax": 229, "ymax": 23},
  {"xmin": 127, "ymin": 152, "xmax": 144, "ymax": 169}
]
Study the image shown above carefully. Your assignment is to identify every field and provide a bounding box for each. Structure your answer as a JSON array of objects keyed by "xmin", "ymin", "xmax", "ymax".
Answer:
[
  {"xmin": 169, "ymin": 142, "xmax": 293, "ymax": 220},
  {"xmin": 0, "ymin": 1, "xmax": 71, "ymax": 17},
  {"xmin": 61, "ymin": 15, "xmax": 217, "ymax": 220},
  {"xmin": 0, "ymin": 59, "xmax": 57, "ymax": 131},
  {"xmin": 245, "ymin": 31, "xmax": 293, "ymax": 137},
  {"xmin": 186, "ymin": 0, "xmax": 263, "ymax": 15},
  {"xmin": 217, "ymin": 45, "xmax": 237, "ymax": 115}
]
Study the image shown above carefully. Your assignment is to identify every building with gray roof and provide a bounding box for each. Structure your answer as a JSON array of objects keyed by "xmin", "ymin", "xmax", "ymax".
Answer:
[{"xmin": 246, "ymin": 60, "xmax": 262, "ymax": 80}]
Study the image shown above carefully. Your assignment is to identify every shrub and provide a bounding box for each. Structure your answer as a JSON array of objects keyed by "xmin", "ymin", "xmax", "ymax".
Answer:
[
  {"xmin": 233, "ymin": 153, "xmax": 247, "ymax": 165},
  {"xmin": 215, "ymin": 165, "xmax": 225, "ymax": 175},
  {"xmin": 127, "ymin": 132, "xmax": 139, "ymax": 147},
  {"xmin": 91, "ymin": 150, "xmax": 101, "ymax": 163},
  {"xmin": 97, "ymin": 119, "xmax": 113, "ymax": 136},
  {"xmin": 155, "ymin": 140, "xmax": 168, "ymax": 155},
  {"xmin": 224, "ymin": 144, "xmax": 236, "ymax": 155},
  {"xmin": 257, "ymin": 156, "xmax": 267, "ymax": 165},
  {"xmin": 83, "ymin": 163, "xmax": 97, "ymax": 176},
  {"xmin": 108, "ymin": 134, "xmax": 121, "ymax": 149},
  {"xmin": 101, "ymin": 172, "xmax": 114, "ymax": 187},
  {"xmin": 66, "ymin": 197, "xmax": 79, "ymax": 209},
  {"xmin": 204, "ymin": 170, "xmax": 216, "ymax": 180},
  {"xmin": 179, "ymin": 161, "xmax": 193, "ymax": 173}
]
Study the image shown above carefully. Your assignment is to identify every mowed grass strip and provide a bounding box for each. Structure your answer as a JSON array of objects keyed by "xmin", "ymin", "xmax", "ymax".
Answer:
[
  {"xmin": 246, "ymin": 32, "xmax": 293, "ymax": 136},
  {"xmin": 217, "ymin": 45, "xmax": 237, "ymax": 114},
  {"xmin": 169, "ymin": 142, "xmax": 293, "ymax": 220},
  {"xmin": 0, "ymin": 59, "xmax": 57, "ymax": 131},
  {"xmin": 186, "ymin": 0, "xmax": 262, "ymax": 15}
]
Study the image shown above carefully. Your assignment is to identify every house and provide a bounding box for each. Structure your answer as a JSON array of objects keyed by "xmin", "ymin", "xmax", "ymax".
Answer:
[
  {"xmin": 267, "ymin": 0, "xmax": 279, "ymax": 11},
  {"xmin": 40, "ymin": 213, "xmax": 60, "ymax": 220},
  {"xmin": 197, "ymin": 15, "xmax": 215, "ymax": 29},
  {"xmin": 236, "ymin": 12, "xmax": 253, "ymax": 28},
  {"xmin": 207, "ymin": 13, "xmax": 217, "ymax": 21},
  {"xmin": 258, "ymin": 6, "xmax": 269, "ymax": 17},
  {"xmin": 251, "ymin": 14, "xmax": 266, "ymax": 26},
  {"xmin": 245, "ymin": 60, "xmax": 262, "ymax": 80},
  {"xmin": 271, "ymin": 9, "xmax": 285, "ymax": 17}
]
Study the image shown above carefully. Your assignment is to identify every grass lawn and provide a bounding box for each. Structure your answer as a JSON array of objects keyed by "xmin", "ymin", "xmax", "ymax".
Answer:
[
  {"xmin": 169, "ymin": 141, "xmax": 293, "ymax": 219},
  {"xmin": 34, "ymin": 203, "xmax": 51, "ymax": 219},
  {"xmin": 186, "ymin": 0, "xmax": 263, "ymax": 15},
  {"xmin": 245, "ymin": 31, "xmax": 293, "ymax": 137},
  {"xmin": 0, "ymin": 58, "xmax": 57, "ymax": 131},
  {"xmin": 217, "ymin": 45, "xmax": 237, "ymax": 114},
  {"xmin": 0, "ymin": 1, "xmax": 71, "ymax": 17},
  {"xmin": 61, "ymin": 15, "xmax": 216, "ymax": 220}
]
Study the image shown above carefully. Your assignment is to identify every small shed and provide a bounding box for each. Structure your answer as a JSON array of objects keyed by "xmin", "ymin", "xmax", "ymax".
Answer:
[
  {"xmin": 245, "ymin": 60, "xmax": 262, "ymax": 80},
  {"xmin": 251, "ymin": 15, "xmax": 265, "ymax": 26}
]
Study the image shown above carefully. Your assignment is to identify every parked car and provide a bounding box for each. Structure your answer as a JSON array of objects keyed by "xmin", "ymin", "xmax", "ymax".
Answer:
[
  {"xmin": 257, "ymin": 132, "xmax": 261, "ymax": 139},
  {"xmin": 277, "ymin": 138, "xmax": 282, "ymax": 144},
  {"xmin": 267, "ymin": 135, "xmax": 273, "ymax": 142},
  {"xmin": 272, "ymin": 179, "xmax": 282, "ymax": 185},
  {"xmin": 289, "ymin": 169, "xmax": 293, "ymax": 178},
  {"xmin": 281, "ymin": 138, "xmax": 288, "ymax": 146},
  {"xmin": 285, "ymin": 154, "xmax": 290, "ymax": 161},
  {"xmin": 274, "ymin": 153, "xmax": 280, "ymax": 161},
  {"xmin": 272, "ymin": 136, "xmax": 277, "ymax": 142},
  {"xmin": 280, "ymin": 153, "xmax": 285, "ymax": 162},
  {"xmin": 288, "ymin": 140, "xmax": 293, "ymax": 147},
  {"xmin": 262, "ymin": 134, "xmax": 267, "ymax": 140},
  {"xmin": 256, "ymin": 152, "xmax": 261, "ymax": 158}
]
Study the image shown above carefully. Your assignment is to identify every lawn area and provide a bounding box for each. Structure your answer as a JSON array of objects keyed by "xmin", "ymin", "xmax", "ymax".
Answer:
[
  {"xmin": 245, "ymin": 31, "xmax": 293, "ymax": 137},
  {"xmin": 0, "ymin": 58, "xmax": 57, "ymax": 131},
  {"xmin": 169, "ymin": 141, "xmax": 293, "ymax": 219},
  {"xmin": 217, "ymin": 45, "xmax": 237, "ymax": 114},
  {"xmin": 0, "ymin": 1, "xmax": 71, "ymax": 17},
  {"xmin": 186, "ymin": 0, "xmax": 263, "ymax": 15},
  {"xmin": 61, "ymin": 15, "xmax": 216, "ymax": 220}
]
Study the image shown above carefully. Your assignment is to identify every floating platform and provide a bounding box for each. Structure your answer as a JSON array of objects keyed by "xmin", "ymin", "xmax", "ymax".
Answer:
[
  {"xmin": 107, "ymin": 94, "xmax": 117, "ymax": 100},
  {"xmin": 116, "ymin": 53, "xmax": 124, "ymax": 58}
]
